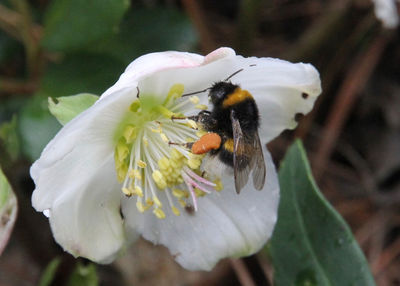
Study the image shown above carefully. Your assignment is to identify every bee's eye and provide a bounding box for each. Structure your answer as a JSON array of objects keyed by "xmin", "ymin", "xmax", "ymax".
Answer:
[
  {"xmin": 209, "ymin": 82, "xmax": 232, "ymax": 104},
  {"xmin": 211, "ymin": 89, "xmax": 226, "ymax": 101}
]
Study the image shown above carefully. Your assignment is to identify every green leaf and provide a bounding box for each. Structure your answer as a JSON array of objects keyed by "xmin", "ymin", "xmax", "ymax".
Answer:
[
  {"xmin": 40, "ymin": 53, "xmax": 125, "ymax": 97},
  {"xmin": 0, "ymin": 115, "xmax": 20, "ymax": 160},
  {"xmin": 268, "ymin": 140, "xmax": 375, "ymax": 286},
  {"xmin": 49, "ymin": 93, "xmax": 99, "ymax": 125},
  {"xmin": 42, "ymin": 0, "xmax": 130, "ymax": 52},
  {"xmin": 0, "ymin": 165, "xmax": 17, "ymax": 256},
  {"xmin": 38, "ymin": 257, "xmax": 62, "ymax": 286},
  {"xmin": 67, "ymin": 262, "xmax": 99, "ymax": 286},
  {"xmin": 19, "ymin": 52, "xmax": 123, "ymax": 161},
  {"xmin": 86, "ymin": 7, "xmax": 198, "ymax": 65},
  {"xmin": 18, "ymin": 94, "xmax": 61, "ymax": 161},
  {"xmin": 0, "ymin": 30, "xmax": 23, "ymax": 64}
]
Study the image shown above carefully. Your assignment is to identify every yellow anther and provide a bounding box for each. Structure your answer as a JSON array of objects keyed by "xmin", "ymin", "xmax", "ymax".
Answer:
[
  {"xmin": 133, "ymin": 186, "xmax": 144, "ymax": 197},
  {"xmin": 152, "ymin": 170, "xmax": 163, "ymax": 182},
  {"xmin": 153, "ymin": 208, "xmax": 166, "ymax": 219},
  {"xmin": 170, "ymin": 159, "xmax": 180, "ymax": 169},
  {"xmin": 186, "ymin": 137, "xmax": 195, "ymax": 143},
  {"xmin": 128, "ymin": 170, "xmax": 135, "ymax": 179},
  {"xmin": 172, "ymin": 188, "xmax": 186, "ymax": 198},
  {"xmin": 136, "ymin": 201, "xmax": 145, "ymax": 213},
  {"xmin": 196, "ymin": 130, "xmax": 207, "ymax": 137},
  {"xmin": 195, "ymin": 104, "xmax": 208, "ymax": 110},
  {"xmin": 157, "ymin": 181, "xmax": 167, "ymax": 190},
  {"xmin": 142, "ymin": 137, "xmax": 149, "ymax": 147},
  {"xmin": 151, "ymin": 170, "xmax": 167, "ymax": 189},
  {"xmin": 170, "ymin": 148, "xmax": 183, "ymax": 159},
  {"xmin": 130, "ymin": 100, "xmax": 140, "ymax": 112},
  {"xmin": 123, "ymin": 125, "xmax": 137, "ymax": 143},
  {"xmin": 129, "ymin": 169, "xmax": 141, "ymax": 180},
  {"xmin": 178, "ymin": 198, "xmax": 187, "ymax": 207},
  {"xmin": 214, "ymin": 179, "xmax": 223, "ymax": 191},
  {"xmin": 160, "ymin": 133, "xmax": 169, "ymax": 143},
  {"xmin": 122, "ymin": 187, "xmax": 132, "ymax": 197},
  {"xmin": 187, "ymin": 119, "xmax": 198, "ymax": 129},
  {"xmin": 151, "ymin": 127, "xmax": 161, "ymax": 133},
  {"xmin": 189, "ymin": 96, "xmax": 200, "ymax": 104},
  {"xmin": 146, "ymin": 198, "xmax": 154, "ymax": 206},
  {"xmin": 153, "ymin": 196, "xmax": 162, "ymax": 208},
  {"xmin": 159, "ymin": 157, "xmax": 171, "ymax": 170},
  {"xmin": 188, "ymin": 158, "xmax": 201, "ymax": 169},
  {"xmin": 137, "ymin": 160, "xmax": 147, "ymax": 168},
  {"xmin": 172, "ymin": 206, "xmax": 180, "ymax": 216}
]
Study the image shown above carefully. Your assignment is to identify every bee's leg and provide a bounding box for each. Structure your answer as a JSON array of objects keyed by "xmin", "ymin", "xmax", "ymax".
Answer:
[
  {"xmin": 171, "ymin": 110, "xmax": 212, "ymax": 122},
  {"xmin": 170, "ymin": 115, "xmax": 200, "ymax": 121},
  {"xmin": 198, "ymin": 112, "xmax": 217, "ymax": 129},
  {"xmin": 168, "ymin": 141, "xmax": 193, "ymax": 149}
]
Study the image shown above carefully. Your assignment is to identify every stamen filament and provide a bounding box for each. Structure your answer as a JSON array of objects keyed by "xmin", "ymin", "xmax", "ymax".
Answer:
[{"xmin": 114, "ymin": 83, "xmax": 224, "ymax": 219}]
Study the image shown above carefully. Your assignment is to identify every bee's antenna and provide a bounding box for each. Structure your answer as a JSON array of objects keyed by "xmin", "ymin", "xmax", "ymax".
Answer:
[
  {"xmin": 181, "ymin": 68, "xmax": 244, "ymax": 97},
  {"xmin": 224, "ymin": 68, "xmax": 244, "ymax": 81},
  {"xmin": 182, "ymin": 87, "xmax": 211, "ymax": 97}
]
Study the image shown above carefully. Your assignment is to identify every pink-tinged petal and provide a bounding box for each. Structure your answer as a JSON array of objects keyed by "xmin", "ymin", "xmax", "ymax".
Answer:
[
  {"xmin": 102, "ymin": 51, "xmax": 204, "ymax": 98},
  {"xmin": 203, "ymin": 47, "xmax": 236, "ymax": 65}
]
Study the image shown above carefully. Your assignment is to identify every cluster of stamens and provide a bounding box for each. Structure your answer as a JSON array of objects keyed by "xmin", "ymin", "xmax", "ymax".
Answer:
[{"xmin": 114, "ymin": 84, "xmax": 223, "ymax": 219}]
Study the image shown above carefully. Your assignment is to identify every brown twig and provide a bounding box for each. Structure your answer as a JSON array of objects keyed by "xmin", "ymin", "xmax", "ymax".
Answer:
[
  {"xmin": 313, "ymin": 34, "xmax": 389, "ymax": 179},
  {"xmin": 295, "ymin": 14, "xmax": 376, "ymax": 140},
  {"xmin": 372, "ymin": 238, "xmax": 400, "ymax": 276},
  {"xmin": 256, "ymin": 253, "xmax": 274, "ymax": 285},
  {"xmin": 0, "ymin": 77, "xmax": 38, "ymax": 94},
  {"xmin": 181, "ymin": 0, "xmax": 216, "ymax": 54},
  {"xmin": 230, "ymin": 258, "xmax": 257, "ymax": 286},
  {"xmin": 0, "ymin": 3, "xmax": 42, "ymax": 44}
]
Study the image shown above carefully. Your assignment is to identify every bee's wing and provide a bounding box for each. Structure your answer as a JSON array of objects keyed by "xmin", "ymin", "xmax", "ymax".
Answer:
[
  {"xmin": 231, "ymin": 110, "xmax": 252, "ymax": 194},
  {"xmin": 251, "ymin": 131, "xmax": 266, "ymax": 190}
]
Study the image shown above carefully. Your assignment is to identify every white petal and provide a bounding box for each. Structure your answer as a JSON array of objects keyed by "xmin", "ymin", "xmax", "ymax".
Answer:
[
  {"xmin": 122, "ymin": 150, "xmax": 279, "ymax": 271},
  {"xmin": 136, "ymin": 54, "xmax": 321, "ymax": 135},
  {"xmin": 31, "ymin": 87, "xmax": 137, "ymax": 211},
  {"xmin": 49, "ymin": 157, "xmax": 126, "ymax": 263},
  {"xmin": 233, "ymin": 57, "xmax": 321, "ymax": 142},
  {"xmin": 372, "ymin": 0, "xmax": 399, "ymax": 28},
  {"xmin": 102, "ymin": 51, "xmax": 205, "ymax": 98}
]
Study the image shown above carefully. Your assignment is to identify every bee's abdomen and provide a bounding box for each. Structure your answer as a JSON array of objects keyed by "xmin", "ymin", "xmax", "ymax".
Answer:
[{"xmin": 217, "ymin": 138, "xmax": 250, "ymax": 170}]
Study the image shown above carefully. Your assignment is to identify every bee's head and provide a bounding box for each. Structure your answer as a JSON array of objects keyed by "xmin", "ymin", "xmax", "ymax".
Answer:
[{"xmin": 208, "ymin": 82, "xmax": 238, "ymax": 106}]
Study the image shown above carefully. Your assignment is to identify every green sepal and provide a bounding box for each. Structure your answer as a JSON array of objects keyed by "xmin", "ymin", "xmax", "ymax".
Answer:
[{"xmin": 48, "ymin": 93, "xmax": 99, "ymax": 126}]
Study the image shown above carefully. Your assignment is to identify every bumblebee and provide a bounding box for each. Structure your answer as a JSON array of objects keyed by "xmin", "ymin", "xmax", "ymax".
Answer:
[{"xmin": 188, "ymin": 79, "xmax": 266, "ymax": 194}]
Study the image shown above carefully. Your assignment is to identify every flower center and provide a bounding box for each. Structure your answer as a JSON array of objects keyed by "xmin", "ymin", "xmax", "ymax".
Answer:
[{"xmin": 114, "ymin": 84, "xmax": 223, "ymax": 219}]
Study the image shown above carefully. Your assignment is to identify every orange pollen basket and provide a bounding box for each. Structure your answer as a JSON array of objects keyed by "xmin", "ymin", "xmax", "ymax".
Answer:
[{"xmin": 191, "ymin": 133, "xmax": 222, "ymax": 154}]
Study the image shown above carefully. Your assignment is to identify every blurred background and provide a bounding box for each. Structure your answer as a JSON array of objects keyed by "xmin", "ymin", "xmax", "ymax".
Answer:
[{"xmin": 0, "ymin": 0, "xmax": 399, "ymax": 285}]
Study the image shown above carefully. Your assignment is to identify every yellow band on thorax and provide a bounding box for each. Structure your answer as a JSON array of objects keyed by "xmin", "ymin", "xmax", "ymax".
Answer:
[{"xmin": 222, "ymin": 88, "xmax": 253, "ymax": 108}]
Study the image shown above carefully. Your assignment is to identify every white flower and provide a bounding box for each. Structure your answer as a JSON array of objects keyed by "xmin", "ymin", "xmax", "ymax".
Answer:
[
  {"xmin": 372, "ymin": 0, "xmax": 399, "ymax": 28},
  {"xmin": 30, "ymin": 47, "xmax": 321, "ymax": 271}
]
